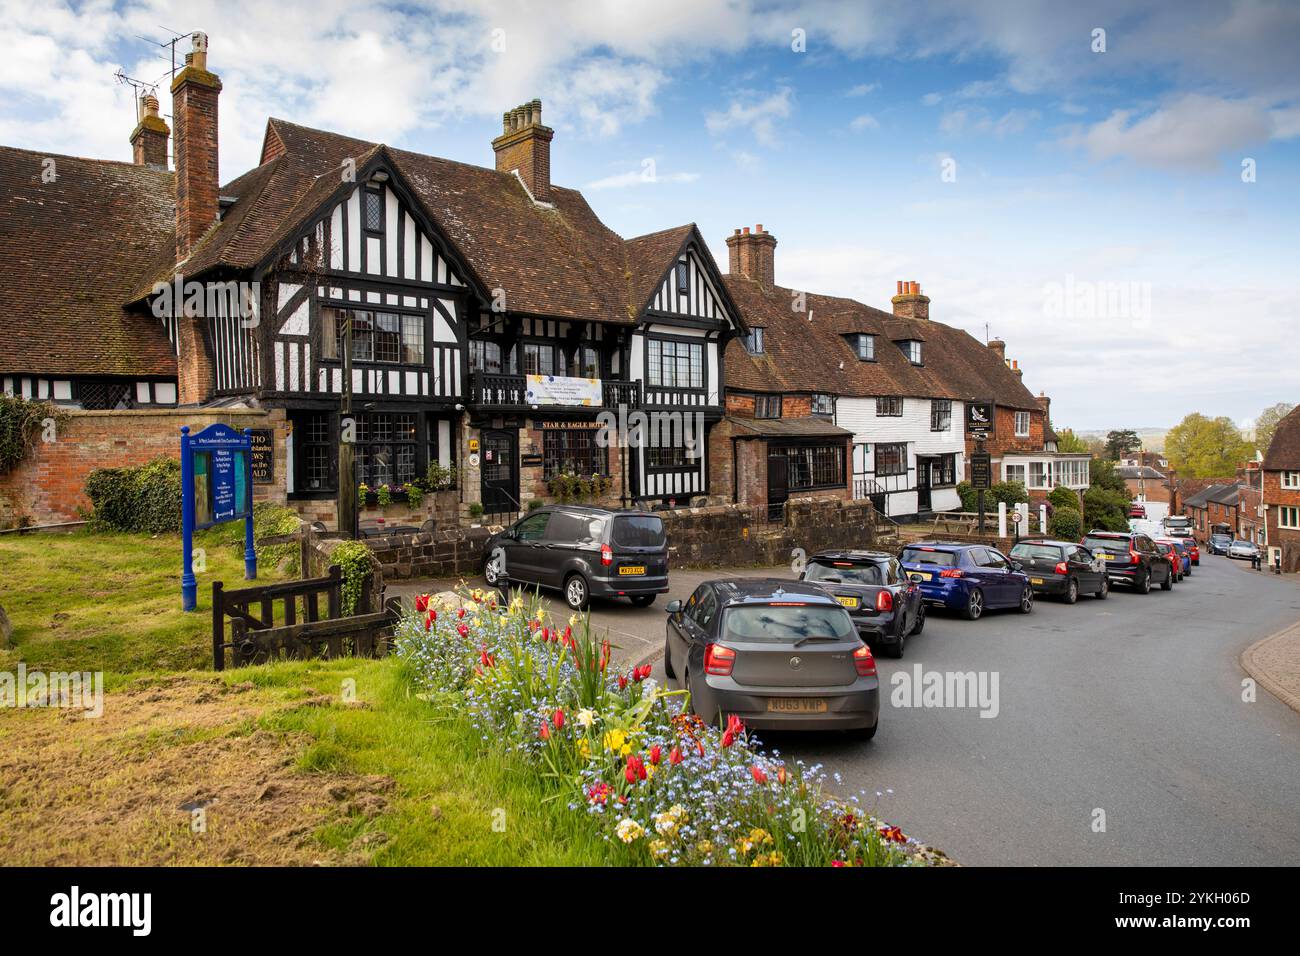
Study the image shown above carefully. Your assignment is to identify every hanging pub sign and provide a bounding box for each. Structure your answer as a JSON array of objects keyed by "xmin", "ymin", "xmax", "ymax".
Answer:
[
  {"xmin": 181, "ymin": 423, "xmax": 256, "ymax": 611},
  {"xmin": 966, "ymin": 400, "xmax": 995, "ymax": 438}
]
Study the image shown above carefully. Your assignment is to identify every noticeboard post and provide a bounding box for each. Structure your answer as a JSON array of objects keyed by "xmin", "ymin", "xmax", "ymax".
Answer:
[{"xmin": 181, "ymin": 424, "xmax": 256, "ymax": 611}]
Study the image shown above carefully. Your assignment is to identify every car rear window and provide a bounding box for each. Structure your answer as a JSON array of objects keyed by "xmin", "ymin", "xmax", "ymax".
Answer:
[
  {"xmin": 1010, "ymin": 543, "xmax": 1063, "ymax": 561},
  {"xmin": 723, "ymin": 604, "xmax": 854, "ymax": 643},
  {"xmin": 611, "ymin": 515, "xmax": 665, "ymax": 548},
  {"xmin": 545, "ymin": 511, "xmax": 605, "ymax": 544},
  {"xmin": 1083, "ymin": 535, "xmax": 1129, "ymax": 552},
  {"xmin": 901, "ymin": 547, "xmax": 958, "ymax": 567},
  {"xmin": 804, "ymin": 560, "xmax": 885, "ymax": 586}
]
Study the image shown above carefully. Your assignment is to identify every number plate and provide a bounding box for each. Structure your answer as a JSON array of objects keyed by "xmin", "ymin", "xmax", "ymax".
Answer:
[
  {"xmin": 1096, "ymin": 553, "xmax": 1109, "ymax": 560},
  {"xmin": 1030, "ymin": 577, "xmax": 1045, "ymax": 585},
  {"xmin": 912, "ymin": 571, "xmax": 933, "ymax": 581},
  {"xmin": 619, "ymin": 566, "xmax": 645, "ymax": 576},
  {"xmin": 766, "ymin": 697, "xmax": 828, "ymax": 714},
  {"xmin": 836, "ymin": 595, "xmax": 859, "ymax": 608}
]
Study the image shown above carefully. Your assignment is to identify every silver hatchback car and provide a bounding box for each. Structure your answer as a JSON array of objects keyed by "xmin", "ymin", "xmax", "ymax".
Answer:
[{"xmin": 663, "ymin": 579, "xmax": 880, "ymax": 739}]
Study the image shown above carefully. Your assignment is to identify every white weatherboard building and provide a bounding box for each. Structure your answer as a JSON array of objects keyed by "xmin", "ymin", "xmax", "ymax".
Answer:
[{"xmin": 839, "ymin": 397, "xmax": 966, "ymax": 518}]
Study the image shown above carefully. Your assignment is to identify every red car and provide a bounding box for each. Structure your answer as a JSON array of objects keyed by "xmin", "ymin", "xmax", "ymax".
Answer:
[{"xmin": 1182, "ymin": 540, "xmax": 1200, "ymax": 565}]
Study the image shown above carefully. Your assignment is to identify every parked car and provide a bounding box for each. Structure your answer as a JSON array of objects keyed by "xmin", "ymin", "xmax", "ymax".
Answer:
[
  {"xmin": 1008, "ymin": 539, "xmax": 1109, "ymax": 603},
  {"xmin": 1129, "ymin": 502, "xmax": 1148, "ymax": 518},
  {"xmin": 1156, "ymin": 537, "xmax": 1193, "ymax": 577},
  {"xmin": 663, "ymin": 579, "xmax": 880, "ymax": 737},
  {"xmin": 1153, "ymin": 540, "xmax": 1186, "ymax": 582},
  {"xmin": 482, "ymin": 505, "xmax": 668, "ymax": 610},
  {"xmin": 799, "ymin": 550, "xmax": 925, "ymax": 658},
  {"xmin": 1228, "ymin": 539, "xmax": 1261, "ymax": 561},
  {"xmin": 1080, "ymin": 531, "xmax": 1175, "ymax": 593},
  {"xmin": 1181, "ymin": 539, "xmax": 1200, "ymax": 565},
  {"xmin": 1207, "ymin": 533, "xmax": 1233, "ymax": 556},
  {"xmin": 898, "ymin": 542, "xmax": 1034, "ymax": 620}
]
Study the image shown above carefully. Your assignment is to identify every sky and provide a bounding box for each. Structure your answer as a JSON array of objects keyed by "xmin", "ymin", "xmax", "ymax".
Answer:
[{"xmin": 3, "ymin": 0, "xmax": 1299, "ymax": 432}]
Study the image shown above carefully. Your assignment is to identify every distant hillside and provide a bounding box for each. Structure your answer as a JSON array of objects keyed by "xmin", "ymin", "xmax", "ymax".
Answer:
[{"xmin": 1076, "ymin": 429, "xmax": 1168, "ymax": 452}]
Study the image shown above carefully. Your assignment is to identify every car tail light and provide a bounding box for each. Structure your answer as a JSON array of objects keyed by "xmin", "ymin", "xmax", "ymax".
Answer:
[
  {"xmin": 704, "ymin": 643, "xmax": 735, "ymax": 676},
  {"xmin": 853, "ymin": 644, "xmax": 876, "ymax": 677},
  {"xmin": 1129, "ymin": 549, "xmax": 1140, "ymax": 564},
  {"xmin": 1054, "ymin": 561, "xmax": 1068, "ymax": 575},
  {"xmin": 875, "ymin": 590, "xmax": 894, "ymax": 612},
  {"xmin": 600, "ymin": 543, "xmax": 613, "ymax": 566},
  {"xmin": 940, "ymin": 568, "xmax": 963, "ymax": 578}
]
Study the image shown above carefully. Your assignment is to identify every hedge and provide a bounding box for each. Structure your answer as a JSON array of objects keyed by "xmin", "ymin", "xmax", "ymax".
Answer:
[
  {"xmin": 84, "ymin": 457, "xmax": 182, "ymax": 534},
  {"xmin": 1049, "ymin": 506, "xmax": 1083, "ymax": 540}
]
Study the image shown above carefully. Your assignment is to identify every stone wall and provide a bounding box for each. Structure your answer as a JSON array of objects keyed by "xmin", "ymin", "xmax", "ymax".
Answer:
[{"xmin": 0, "ymin": 406, "xmax": 288, "ymax": 528}]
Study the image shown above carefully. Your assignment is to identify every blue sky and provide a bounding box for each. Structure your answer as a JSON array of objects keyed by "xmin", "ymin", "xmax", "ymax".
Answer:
[{"xmin": 4, "ymin": 0, "xmax": 1299, "ymax": 432}]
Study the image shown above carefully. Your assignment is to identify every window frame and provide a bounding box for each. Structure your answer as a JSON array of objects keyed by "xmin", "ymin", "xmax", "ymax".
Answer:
[
  {"xmin": 930, "ymin": 399, "xmax": 952, "ymax": 432},
  {"xmin": 1014, "ymin": 410, "xmax": 1031, "ymax": 437},
  {"xmin": 1280, "ymin": 505, "xmax": 1300, "ymax": 530},
  {"xmin": 646, "ymin": 336, "xmax": 704, "ymax": 390},
  {"xmin": 675, "ymin": 259, "xmax": 689, "ymax": 297},
  {"xmin": 876, "ymin": 396, "xmax": 903, "ymax": 417},
  {"xmin": 811, "ymin": 393, "xmax": 834, "ymax": 416},
  {"xmin": 898, "ymin": 339, "xmax": 922, "ymax": 364},
  {"xmin": 755, "ymin": 394, "xmax": 782, "ymax": 419},
  {"xmin": 744, "ymin": 327, "xmax": 765, "ymax": 355},
  {"xmin": 874, "ymin": 442, "xmax": 908, "ymax": 477},
  {"xmin": 362, "ymin": 187, "xmax": 384, "ymax": 235},
  {"xmin": 541, "ymin": 426, "xmax": 609, "ymax": 481},
  {"xmin": 852, "ymin": 334, "xmax": 876, "ymax": 361},
  {"xmin": 773, "ymin": 442, "xmax": 847, "ymax": 491},
  {"xmin": 1282, "ymin": 471, "xmax": 1300, "ymax": 490},
  {"xmin": 321, "ymin": 305, "xmax": 427, "ymax": 368}
]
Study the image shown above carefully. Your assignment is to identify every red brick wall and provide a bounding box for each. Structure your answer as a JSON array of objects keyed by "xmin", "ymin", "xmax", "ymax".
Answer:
[
  {"xmin": 0, "ymin": 408, "xmax": 287, "ymax": 528},
  {"xmin": 1264, "ymin": 470, "xmax": 1300, "ymax": 570},
  {"xmin": 171, "ymin": 66, "xmax": 221, "ymax": 259},
  {"xmin": 965, "ymin": 406, "xmax": 1044, "ymax": 460},
  {"xmin": 492, "ymin": 126, "xmax": 553, "ymax": 203},
  {"xmin": 1125, "ymin": 478, "xmax": 1172, "ymax": 503}
]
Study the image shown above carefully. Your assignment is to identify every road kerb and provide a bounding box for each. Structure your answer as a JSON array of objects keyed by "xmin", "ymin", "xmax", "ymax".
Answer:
[{"xmin": 1240, "ymin": 619, "xmax": 1300, "ymax": 715}]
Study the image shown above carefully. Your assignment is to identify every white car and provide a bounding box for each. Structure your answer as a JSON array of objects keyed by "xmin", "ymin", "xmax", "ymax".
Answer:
[{"xmin": 1228, "ymin": 540, "xmax": 1260, "ymax": 560}]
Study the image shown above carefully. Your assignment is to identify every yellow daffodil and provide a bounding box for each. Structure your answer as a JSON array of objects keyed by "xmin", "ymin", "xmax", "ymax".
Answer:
[
  {"xmin": 603, "ymin": 729, "xmax": 626, "ymax": 753},
  {"xmin": 575, "ymin": 708, "xmax": 596, "ymax": 728}
]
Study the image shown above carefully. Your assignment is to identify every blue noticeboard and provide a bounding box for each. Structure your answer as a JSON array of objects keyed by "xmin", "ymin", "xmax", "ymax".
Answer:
[{"xmin": 181, "ymin": 424, "xmax": 257, "ymax": 611}]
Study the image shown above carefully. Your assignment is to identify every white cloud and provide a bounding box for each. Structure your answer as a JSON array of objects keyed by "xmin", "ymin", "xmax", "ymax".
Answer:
[
  {"xmin": 846, "ymin": 82, "xmax": 878, "ymax": 97},
  {"xmin": 1066, "ymin": 94, "xmax": 1274, "ymax": 170},
  {"xmin": 585, "ymin": 165, "xmax": 700, "ymax": 190},
  {"xmin": 849, "ymin": 113, "xmax": 879, "ymax": 132},
  {"xmin": 705, "ymin": 87, "xmax": 794, "ymax": 148},
  {"xmin": 939, "ymin": 107, "xmax": 1039, "ymax": 138}
]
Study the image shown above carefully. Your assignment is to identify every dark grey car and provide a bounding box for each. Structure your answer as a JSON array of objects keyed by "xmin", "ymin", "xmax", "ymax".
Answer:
[
  {"xmin": 482, "ymin": 506, "xmax": 669, "ymax": 610},
  {"xmin": 663, "ymin": 579, "xmax": 880, "ymax": 738}
]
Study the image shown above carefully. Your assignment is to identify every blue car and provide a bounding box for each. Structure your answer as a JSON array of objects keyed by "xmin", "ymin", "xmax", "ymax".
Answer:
[{"xmin": 899, "ymin": 542, "xmax": 1035, "ymax": 620}]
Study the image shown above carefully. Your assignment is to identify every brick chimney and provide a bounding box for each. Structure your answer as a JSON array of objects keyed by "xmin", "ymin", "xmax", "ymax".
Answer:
[
  {"xmin": 129, "ymin": 93, "xmax": 169, "ymax": 168},
  {"xmin": 1011, "ymin": 359, "xmax": 1023, "ymax": 378},
  {"xmin": 891, "ymin": 280, "xmax": 930, "ymax": 320},
  {"xmin": 726, "ymin": 225, "xmax": 777, "ymax": 288},
  {"xmin": 987, "ymin": 338, "xmax": 1006, "ymax": 363},
  {"xmin": 492, "ymin": 99, "xmax": 554, "ymax": 203},
  {"xmin": 1036, "ymin": 391, "xmax": 1051, "ymax": 420},
  {"xmin": 171, "ymin": 31, "xmax": 221, "ymax": 261}
]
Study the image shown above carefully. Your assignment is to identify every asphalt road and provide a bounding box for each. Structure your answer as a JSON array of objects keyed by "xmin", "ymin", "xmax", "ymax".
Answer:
[{"xmin": 394, "ymin": 554, "xmax": 1300, "ymax": 865}]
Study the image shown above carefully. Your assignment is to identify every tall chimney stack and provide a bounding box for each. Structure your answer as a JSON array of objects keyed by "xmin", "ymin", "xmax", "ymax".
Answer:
[
  {"xmin": 129, "ymin": 93, "xmax": 170, "ymax": 168},
  {"xmin": 891, "ymin": 279, "xmax": 930, "ymax": 320},
  {"xmin": 171, "ymin": 31, "xmax": 221, "ymax": 261},
  {"xmin": 492, "ymin": 99, "xmax": 554, "ymax": 203},
  {"xmin": 726, "ymin": 224, "xmax": 778, "ymax": 288},
  {"xmin": 987, "ymin": 338, "xmax": 1006, "ymax": 363}
]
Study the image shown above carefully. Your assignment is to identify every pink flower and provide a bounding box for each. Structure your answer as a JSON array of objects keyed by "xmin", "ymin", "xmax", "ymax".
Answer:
[
  {"xmin": 414, "ymin": 594, "xmax": 431, "ymax": 612},
  {"xmin": 751, "ymin": 765, "xmax": 768, "ymax": 785}
]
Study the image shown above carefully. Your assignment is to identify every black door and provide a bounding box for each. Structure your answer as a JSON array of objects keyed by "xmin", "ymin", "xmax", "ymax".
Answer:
[
  {"xmin": 917, "ymin": 457, "xmax": 933, "ymax": 511},
  {"xmin": 767, "ymin": 454, "xmax": 789, "ymax": 520},
  {"xmin": 480, "ymin": 429, "xmax": 518, "ymax": 515}
]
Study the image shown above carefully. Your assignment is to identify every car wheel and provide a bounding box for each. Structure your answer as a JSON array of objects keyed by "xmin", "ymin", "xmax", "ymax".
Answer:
[
  {"xmin": 1161, "ymin": 567, "xmax": 1174, "ymax": 590},
  {"xmin": 483, "ymin": 552, "xmax": 504, "ymax": 586},
  {"xmin": 1136, "ymin": 569, "xmax": 1151, "ymax": 594},
  {"xmin": 1018, "ymin": 586, "xmax": 1034, "ymax": 613},
  {"xmin": 630, "ymin": 594, "xmax": 656, "ymax": 607},
  {"xmin": 963, "ymin": 588, "xmax": 984, "ymax": 621},
  {"xmin": 1095, "ymin": 577, "xmax": 1109, "ymax": 600},
  {"xmin": 847, "ymin": 720, "xmax": 878, "ymax": 741},
  {"xmin": 662, "ymin": 635, "xmax": 676, "ymax": 680},
  {"xmin": 563, "ymin": 573, "xmax": 590, "ymax": 611},
  {"xmin": 911, "ymin": 604, "xmax": 926, "ymax": 635},
  {"xmin": 1064, "ymin": 577, "xmax": 1079, "ymax": 605}
]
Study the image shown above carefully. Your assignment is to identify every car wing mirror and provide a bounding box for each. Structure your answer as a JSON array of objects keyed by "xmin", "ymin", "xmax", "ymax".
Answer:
[{"xmin": 665, "ymin": 599, "xmax": 683, "ymax": 614}]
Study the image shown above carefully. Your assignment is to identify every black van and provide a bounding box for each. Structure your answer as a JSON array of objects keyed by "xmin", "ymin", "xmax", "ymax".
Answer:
[{"xmin": 481, "ymin": 506, "xmax": 669, "ymax": 610}]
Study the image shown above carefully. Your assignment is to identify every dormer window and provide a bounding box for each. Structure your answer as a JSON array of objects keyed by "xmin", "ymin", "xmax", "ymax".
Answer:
[
  {"xmin": 675, "ymin": 260, "xmax": 689, "ymax": 296},
  {"xmin": 898, "ymin": 339, "xmax": 922, "ymax": 364},
  {"xmin": 363, "ymin": 187, "xmax": 384, "ymax": 233},
  {"xmin": 849, "ymin": 334, "xmax": 875, "ymax": 361},
  {"xmin": 744, "ymin": 327, "xmax": 765, "ymax": 354}
]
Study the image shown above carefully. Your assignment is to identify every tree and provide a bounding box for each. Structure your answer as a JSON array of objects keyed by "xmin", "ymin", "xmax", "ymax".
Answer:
[
  {"xmin": 1254, "ymin": 402, "xmax": 1296, "ymax": 453},
  {"xmin": 1055, "ymin": 428, "xmax": 1089, "ymax": 453},
  {"xmin": 1083, "ymin": 485, "xmax": 1130, "ymax": 532},
  {"xmin": 1164, "ymin": 413, "xmax": 1255, "ymax": 478},
  {"xmin": 1089, "ymin": 458, "xmax": 1130, "ymax": 496},
  {"xmin": 1048, "ymin": 484, "xmax": 1080, "ymax": 512},
  {"xmin": 1105, "ymin": 429, "xmax": 1141, "ymax": 460}
]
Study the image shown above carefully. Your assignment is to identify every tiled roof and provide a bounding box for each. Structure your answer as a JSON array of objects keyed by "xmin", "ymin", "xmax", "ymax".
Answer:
[
  {"xmin": 1263, "ymin": 405, "xmax": 1300, "ymax": 470},
  {"xmin": 0, "ymin": 146, "xmax": 177, "ymax": 377},
  {"xmin": 721, "ymin": 275, "xmax": 1040, "ymax": 409},
  {"xmin": 1118, "ymin": 465, "xmax": 1166, "ymax": 480},
  {"xmin": 151, "ymin": 119, "xmax": 693, "ymax": 326},
  {"xmin": 724, "ymin": 416, "xmax": 853, "ymax": 438},
  {"xmin": 1183, "ymin": 482, "xmax": 1242, "ymax": 508}
]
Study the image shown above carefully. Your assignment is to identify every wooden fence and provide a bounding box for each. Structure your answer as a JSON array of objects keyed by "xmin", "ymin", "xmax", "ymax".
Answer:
[{"xmin": 212, "ymin": 565, "xmax": 400, "ymax": 670}]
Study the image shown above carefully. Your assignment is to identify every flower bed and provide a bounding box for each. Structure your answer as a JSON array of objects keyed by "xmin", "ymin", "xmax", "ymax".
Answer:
[{"xmin": 394, "ymin": 588, "xmax": 948, "ymax": 867}]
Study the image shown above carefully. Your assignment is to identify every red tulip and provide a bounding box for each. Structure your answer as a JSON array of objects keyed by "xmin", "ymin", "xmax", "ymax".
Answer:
[
  {"xmin": 539, "ymin": 720, "xmax": 551, "ymax": 741},
  {"xmin": 415, "ymin": 594, "xmax": 430, "ymax": 612},
  {"xmin": 617, "ymin": 675, "xmax": 628, "ymax": 691},
  {"xmin": 776, "ymin": 766, "xmax": 788, "ymax": 786},
  {"xmin": 668, "ymin": 745, "xmax": 683, "ymax": 765},
  {"xmin": 751, "ymin": 765, "xmax": 768, "ymax": 785},
  {"xmin": 648, "ymin": 744, "xmax": 662, "ymax": 765},
  {"xmin": 831, "ymin": 860, "xmax": 847, "ymax": 868},
  {"xmin": 552, "ymin": 708, "xmax": 565, "ymax": 730},
  {"xmin": 457, "ymin": 607, "xmax": 466, "ymax": 619},
  {"xmin": 456, "ymin": 623, "xmax": 469, "ymax": 638},
  {"xmin": 624, "ymin": 755, "xmax": 647, "ymax": 783}
]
